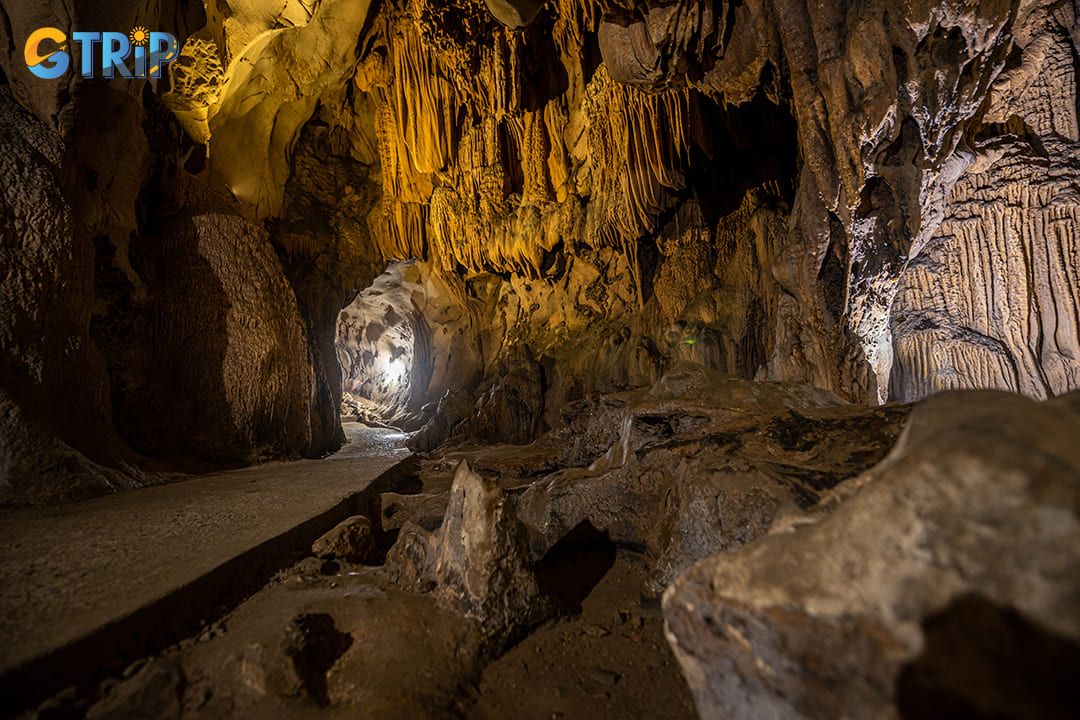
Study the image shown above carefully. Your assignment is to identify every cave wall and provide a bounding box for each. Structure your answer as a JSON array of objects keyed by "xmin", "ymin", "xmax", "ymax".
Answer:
[
  {"xmin": 585, "ymin": 0, "xmax": 1080, "ymax": 404},
  {"xmin": 0, "ymin": 86, "xmax": 147, "ymax": 504},
  {"xmin": 889, "ymin": 8, "xmax": 1080, "ymax": 400},
  {"xmin": 276, "ymin": 0, "xmax": 1076, "ymax": 418},
  {"xmin": 0, "ymin": 0, "xmax": 211, "ymax": 504},
  {"xmin": 1, "ymin": 0, "xmax": 1078, "ymax": 500},
  {"xmin": 0, "ymin": 0, "xmax": 346, "ymax": 503},
  {"xmin": 110, "ymin": 175, "xmax": 327, "ymax": 464}
]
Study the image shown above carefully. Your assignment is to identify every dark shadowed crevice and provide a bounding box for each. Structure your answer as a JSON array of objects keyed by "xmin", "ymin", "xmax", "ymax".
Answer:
[
  {"xmin": 284, "ymin": 613, "xmax": 353, "ymax": 706},
  {"xmin": 897, "ymin": 594, "xmax": 1080, "ymax": 720},
  {"xmin": 688, "ymin": 90, "xmax": 799, "ymax": 224},
  {"xmin": 534, "ymin": 520, "xmax": 617, "ymax": 613},
  {"xmin": 819, "ymin": 215, "xmax": 848, "ymax": 321},
  {"xmin": 353, "ymin": 454, "xmax": 424, "ymax": 566}
]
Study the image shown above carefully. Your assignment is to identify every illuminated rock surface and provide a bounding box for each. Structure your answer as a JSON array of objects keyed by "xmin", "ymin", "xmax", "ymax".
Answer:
[
  {"xmin": 1, "ymin": 0, "xmax": 1079, "ymax": 716},
  {"xmin": 5, "ymin": 0, "xmax": 1077, "ymax": 502}
]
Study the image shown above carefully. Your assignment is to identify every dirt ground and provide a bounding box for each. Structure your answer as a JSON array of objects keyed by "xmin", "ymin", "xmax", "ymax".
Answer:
[
  {"xmin": 469, "ymin": 551, "xmax": 696, "ymax": 720},
  {"xmin": 47, "ymin": 542, "xmax": 695, "ymax": 719},
  {"xmin": 25, "ymin": 428, "xmax": 699, "ymax": 720}
]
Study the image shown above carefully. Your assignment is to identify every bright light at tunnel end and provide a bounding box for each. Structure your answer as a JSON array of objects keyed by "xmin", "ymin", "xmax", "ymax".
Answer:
[{"xmin": 384, "ymin": 356, "xmax": 407, "ymax": 386}]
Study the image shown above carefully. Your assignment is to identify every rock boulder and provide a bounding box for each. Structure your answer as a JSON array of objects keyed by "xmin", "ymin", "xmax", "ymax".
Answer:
[{"xmin": 663, "ymin": 390, "xmax": 1080, "ymax": 719}]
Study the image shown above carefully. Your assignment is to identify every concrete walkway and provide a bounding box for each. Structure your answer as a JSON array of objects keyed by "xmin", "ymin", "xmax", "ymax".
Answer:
[{"xmin": 0, "ymin": 424, "xmax": 410, "ymax": 710}]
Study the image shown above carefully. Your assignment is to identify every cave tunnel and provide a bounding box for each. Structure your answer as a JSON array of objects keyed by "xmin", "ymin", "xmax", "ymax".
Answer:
[
  {"xmin": 1, "ymin": 0, "xmax": 1080, "ymax": 718},
  {"xmin": 335, "ymin": 261, "xmax": 429, "ymax": 429}
]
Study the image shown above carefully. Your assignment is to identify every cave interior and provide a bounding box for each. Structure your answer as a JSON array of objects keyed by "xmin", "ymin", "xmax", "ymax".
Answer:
[{"xmin": 0, "ymin": 0, "xmax": 1079, "ymax": 717}]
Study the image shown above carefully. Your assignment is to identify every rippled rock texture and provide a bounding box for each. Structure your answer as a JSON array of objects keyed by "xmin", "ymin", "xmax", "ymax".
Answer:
[{"xmin": 388, "ymin": 461, "xmax": 551, "ymax": 646}]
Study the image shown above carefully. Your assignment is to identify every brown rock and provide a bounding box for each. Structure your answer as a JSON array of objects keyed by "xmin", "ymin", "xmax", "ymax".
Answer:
[
  {"xmin": 0, "ymin": 89, "xmax": 145, "ymax": 504},
  {"xmin": 380, "ymin": 492, "xmax": 450, "ymax": 532},
  {"xmin": 663, "ymin": 390, "xmax": 1080, "ymax": 720},
  {"xmin": 463, "ymin": 348, "xmax": 545, "ymax": 446},
  {"xmin": 407, "ymin": 389, "xmax": 475, "ymax": 452},
  {"xmin": 312, "ymin": 516, "xmax": 375, "ymax": 563},
  {"xmin": 387, "ymin": 461, "xmax": 550, "ymax": 642},
  {"xmin": 86, "ymin": 658, "xmax": 184, "ymax": 720},
  {"xmin": 517, "ymin": 363, "xmax": 910, "ymax": 596},
  {"xmin": 115, "ymin": 176, "xmax": 324, "ymax": 463}
]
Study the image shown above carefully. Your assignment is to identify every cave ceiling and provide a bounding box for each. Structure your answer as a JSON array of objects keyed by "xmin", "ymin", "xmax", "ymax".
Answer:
[{"xmin": 153, "ymin": 0, "xmax": 1079, "ymax": 405}]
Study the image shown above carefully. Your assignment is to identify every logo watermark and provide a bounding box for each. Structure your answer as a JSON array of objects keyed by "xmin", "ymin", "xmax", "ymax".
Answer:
[{"xmin": 24, "ymin": 27, "xmax": 179, "ymax": 80}]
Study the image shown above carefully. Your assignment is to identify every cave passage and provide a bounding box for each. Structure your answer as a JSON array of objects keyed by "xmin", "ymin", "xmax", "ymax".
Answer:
[{"xmin": 335, "ymin": 261, "xmax": 431, "ymax": 429}]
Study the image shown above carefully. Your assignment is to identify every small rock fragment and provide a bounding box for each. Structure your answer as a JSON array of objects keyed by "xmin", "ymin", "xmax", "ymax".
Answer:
[{"xmin": 311, "ymin": 515, "xmax": 374, "ymax": 563}]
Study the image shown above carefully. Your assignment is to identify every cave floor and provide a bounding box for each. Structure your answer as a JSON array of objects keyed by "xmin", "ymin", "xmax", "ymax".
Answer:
[
  {"xmin": 0, "ymin": 425, "xmax": 409, "ymax": 702},
  {"xmin": 469, "ymin": 550, "xmax": 696, "ymax": 720},
  {"xmin": 47, "ymin": 516, "xmax": 695, "ymax": 720},
  {"xmin": 185, "ymin": 549, "xmax": 695, "ymax": 720}
]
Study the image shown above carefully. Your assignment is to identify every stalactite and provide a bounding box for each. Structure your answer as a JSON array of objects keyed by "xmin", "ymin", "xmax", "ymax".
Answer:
[
  {"xmin": 341, "ymin": 0, "xmax": 704, "ymax": 277},
  {"xmin": 585, "ymin": 68, "xmax": 697, "ymax": 241},
  {"xmin": 390, "ymin": 20, "xmax": 459, "ymax": 175}
]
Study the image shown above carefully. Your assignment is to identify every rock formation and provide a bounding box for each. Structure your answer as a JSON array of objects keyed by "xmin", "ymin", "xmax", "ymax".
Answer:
[
  {"xmin": 37, "ymin": 369, "xmax": 1078, "ymax": 719},
  {"xmin": 0, "ymin": 88, "xmax": 148, "ymax": 504},
  {"xmin": 663, "ymin": 390, "xmax": 1080, "ymax": 719},
  {"xmin": 311, "ymin": 515, "xmax": 375, "ymax": 564},
  {"xmin": 3, "ymin": 0, "xmax": 1078, "ymax": 503},
  {"xmin": 387, "ymin": 460, "xmax": 551, "ymax": 645},
  {"xmin": 515, "ymin": 363, "xmax": 911, "ymax": 595},
  {"xmin": 1, "ymin": 0, "xmax": 1079, "ymax": 716}
]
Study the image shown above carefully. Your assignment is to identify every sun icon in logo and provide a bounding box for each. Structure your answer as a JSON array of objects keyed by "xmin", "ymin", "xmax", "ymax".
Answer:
[{"xmin": 129, "ymin": 26, "xmax": 150, "ymax": 47}]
